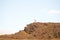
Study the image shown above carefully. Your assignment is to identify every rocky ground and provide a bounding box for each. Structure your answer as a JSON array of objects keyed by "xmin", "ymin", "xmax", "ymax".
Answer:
[{"xmin": 0, "ymin": 22, "xmax": 60, "ymax": 40}]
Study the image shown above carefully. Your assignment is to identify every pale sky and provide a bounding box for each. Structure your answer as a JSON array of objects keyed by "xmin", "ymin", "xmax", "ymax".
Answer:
[{"xmin": 0, "ymin": 0, "xmax": 60, "ymax": 34}]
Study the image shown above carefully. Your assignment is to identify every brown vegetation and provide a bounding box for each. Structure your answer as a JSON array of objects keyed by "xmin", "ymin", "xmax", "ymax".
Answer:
[{"xmin": 0, "ymin": 22, "xmax": 60, "ymax": 40}]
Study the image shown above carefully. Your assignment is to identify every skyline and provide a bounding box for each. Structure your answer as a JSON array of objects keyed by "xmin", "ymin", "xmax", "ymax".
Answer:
[{"xmin": 0, "ymin": 0, "xmax": 60, "ymax": 34}]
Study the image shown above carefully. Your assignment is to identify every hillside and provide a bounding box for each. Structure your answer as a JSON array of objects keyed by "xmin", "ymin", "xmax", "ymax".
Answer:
[{"xmin": 0, "ymin": 22, "xmax": 60, "ymax": 40}]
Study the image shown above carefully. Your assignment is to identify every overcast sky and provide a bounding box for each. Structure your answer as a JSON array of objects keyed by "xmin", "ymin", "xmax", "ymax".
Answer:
[{"xmin": 0, "ymin": 0, "xmax": 60, "ymax": 34}]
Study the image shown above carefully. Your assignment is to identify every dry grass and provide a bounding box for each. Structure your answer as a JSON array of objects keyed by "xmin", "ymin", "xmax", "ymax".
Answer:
[{"xmin": 0, "ymin": 38, "xmax": 60, "ymax": 40}]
